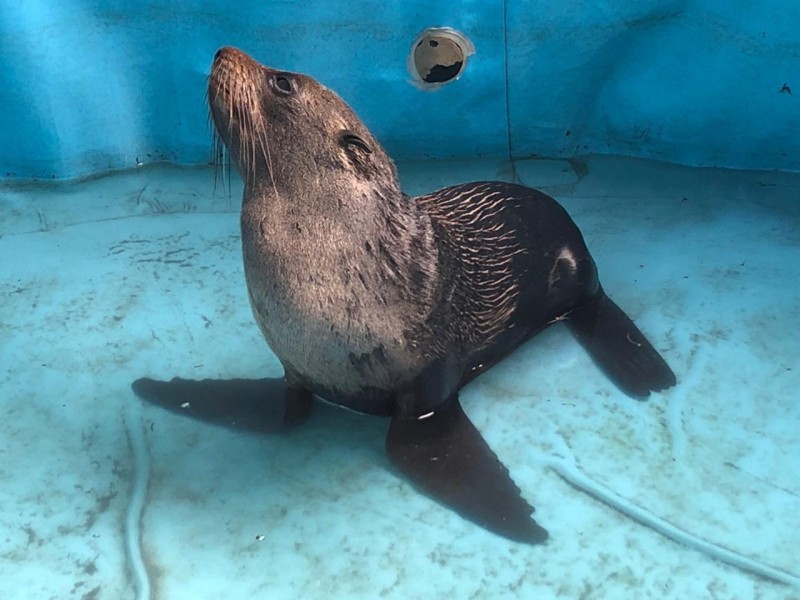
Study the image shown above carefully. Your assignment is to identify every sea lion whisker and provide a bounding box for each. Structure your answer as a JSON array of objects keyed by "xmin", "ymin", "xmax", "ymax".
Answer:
[
  {"xmin": 206, "ymin": 81, "xmax": 230, "ymax": 194},
  {"xmin": 240, "ymin": 108, "xmax": 254, "ymax": 184},
  {"xmin": 232, "ymin": 86, "xmax": 255, "ymax": 185},
  {"xmin": 241, "ymin": 84, "xmax": 260, "ymax": 186},
  {"xmin": 255, "ymin": 118, "xmax": 279, "ymax": 199}
]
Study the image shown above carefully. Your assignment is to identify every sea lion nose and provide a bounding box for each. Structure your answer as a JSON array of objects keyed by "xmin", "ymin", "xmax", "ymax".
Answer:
[
  {"xmin": 213, "ymin": 46, "xmax": 254, "ymax": 68},
  {"xmin": 215, "ymin": 46, "xmax": 244, "ymax": 61},
  {"xmin": 214, "ymin": 47, "xmax": 233, "ymax": 61}
]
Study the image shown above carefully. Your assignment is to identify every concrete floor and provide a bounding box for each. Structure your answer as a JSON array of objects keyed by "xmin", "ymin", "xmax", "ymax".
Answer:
[{"xmin": 1, "ymin": 156, "xmax": 798, "ymax": 599}]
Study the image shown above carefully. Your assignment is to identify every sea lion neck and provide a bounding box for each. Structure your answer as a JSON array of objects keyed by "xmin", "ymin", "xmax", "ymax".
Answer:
[{"xmin": 241, "ymin": 170, "xmax": 421, "ymax": 250}]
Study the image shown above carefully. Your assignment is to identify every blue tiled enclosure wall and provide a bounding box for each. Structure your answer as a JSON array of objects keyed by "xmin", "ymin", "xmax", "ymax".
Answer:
[{"xmin": 1, "ymin": 0, "xmax": 798, "ymax": 180}]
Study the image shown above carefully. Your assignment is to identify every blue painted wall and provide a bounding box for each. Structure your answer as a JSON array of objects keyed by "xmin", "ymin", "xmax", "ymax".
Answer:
[
  {"xmin": 0, "ymin": 0, "xmax": 797, "ymax": 180},
  {"xmin": 507, "ymin": 1, "xmax": 800, "ymax": 169}
]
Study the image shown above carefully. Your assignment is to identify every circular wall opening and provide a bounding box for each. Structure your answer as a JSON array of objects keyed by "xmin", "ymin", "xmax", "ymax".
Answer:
[{"xmin": 408, "ymin": 28, "xmax": 474, "ymax": 89}]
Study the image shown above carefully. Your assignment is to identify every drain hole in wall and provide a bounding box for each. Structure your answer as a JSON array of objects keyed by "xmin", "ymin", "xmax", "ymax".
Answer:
[{"xmin": 409, "ymin": 28, "xmax": 474, "ymax": 89}]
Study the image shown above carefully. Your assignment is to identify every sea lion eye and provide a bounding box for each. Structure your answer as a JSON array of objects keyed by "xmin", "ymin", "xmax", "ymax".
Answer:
[
  {"xmin": 340, "ymin": 132, "xmax": 372, "ymax": 154},
  {"xmin": 270, "ymin": 74, "xmax": 295, "ymax": 96}
]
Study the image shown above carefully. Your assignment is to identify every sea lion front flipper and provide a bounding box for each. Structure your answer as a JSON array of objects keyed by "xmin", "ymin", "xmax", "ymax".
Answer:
[
  {"xmin": 567, "ymin": 290, "xmax": 676, "ymax": 398},
  {"xmin": 131, "ymin": 377, "xmax": 313, "ymax": 433},
  {"xmin": 386, "ymin": 395, "xmax": 548, "ymax": 544}
]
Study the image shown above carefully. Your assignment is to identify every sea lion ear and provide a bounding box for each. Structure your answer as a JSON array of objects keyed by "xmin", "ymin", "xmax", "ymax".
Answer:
[
  {"xmin": 339, "ymin": 130, "xmax": 373, "ymax": 155},
  {"xmin": 338, "ymin": 130, "xmax": 375, "ymax": 175}
]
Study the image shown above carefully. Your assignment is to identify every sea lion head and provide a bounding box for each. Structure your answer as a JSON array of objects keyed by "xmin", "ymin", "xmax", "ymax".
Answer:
[{"xmin": 208, "ymin": 46, "xmax": 400, "ymax": 199}]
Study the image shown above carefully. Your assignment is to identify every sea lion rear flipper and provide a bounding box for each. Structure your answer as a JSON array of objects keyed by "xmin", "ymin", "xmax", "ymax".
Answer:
[
  {"xmin": 131, "ymin": 377, "xmax": 313, "ymax": 433},
  {"xmin": 566, "ymin": 291, "xmax": 676, "ymax": 398},
  {"xmin": 386, "ymin": 395, "xmax": 548, "ymax": 544}
]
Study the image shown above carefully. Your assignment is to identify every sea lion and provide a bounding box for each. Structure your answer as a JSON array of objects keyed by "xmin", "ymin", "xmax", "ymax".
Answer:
[{"xmin": 133, "ymin": 46, "xmax": 676, "ymax": 544}]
